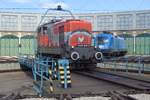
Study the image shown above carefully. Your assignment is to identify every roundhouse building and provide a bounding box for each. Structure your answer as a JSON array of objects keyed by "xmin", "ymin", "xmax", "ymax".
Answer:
[{"xmin": 0, "ymin": 10, "xmax": 150, "ymax": 56}]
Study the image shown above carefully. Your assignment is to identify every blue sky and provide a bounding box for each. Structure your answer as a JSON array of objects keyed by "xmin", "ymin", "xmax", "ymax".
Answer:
[{"xmin": 0, "ymin": 0, "xmax": 150, "ymax": 12}]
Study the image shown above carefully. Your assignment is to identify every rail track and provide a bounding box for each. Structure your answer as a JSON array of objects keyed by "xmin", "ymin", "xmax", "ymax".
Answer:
[
  {"xmin": 75, "ymin": 69, "xmax": 150, "ymax": 91},
  {"xmin": 105, "ymin": 55, "xmax": 150, "ymax": 63},
  {"xmin": 0, "ymin": 91, "xmax": 138, "ymax": 100},
  {"xmin": 109, "ymin": 91, "xmax": 137, "ymax": 100}
]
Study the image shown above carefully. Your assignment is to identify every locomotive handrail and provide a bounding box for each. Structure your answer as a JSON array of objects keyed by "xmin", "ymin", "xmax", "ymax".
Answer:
[{"xmin": 38, "ymin": 5, "xmax": 75, "ymax": 26}]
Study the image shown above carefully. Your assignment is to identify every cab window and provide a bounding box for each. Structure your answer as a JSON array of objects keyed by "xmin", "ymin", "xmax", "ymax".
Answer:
[{"xmin": 97, "ymin": 37, "xmax": 109, "ymax": 44}]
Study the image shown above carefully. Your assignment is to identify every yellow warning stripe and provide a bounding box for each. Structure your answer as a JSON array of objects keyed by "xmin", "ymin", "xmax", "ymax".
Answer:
[
  {"xmin": 59, "ymin": 70, "xmax": 70, "ymax": 74},
  {"xmin": 49, "ymin": 86, "xmax": 53, "ymax": 92},
  {"xmin": 67, "ymin": 80, "xmax": 71, "ymax": 83},
  {"xmin": 67, "ymin": 70, "xmax": 70, "ymax": 74},
  {"xmin": 49, "ymin": 70, "xmax": 52, "ymax": 74},
  {"xmin": 60, "ymin": 75, "xmax": 71, "ymax": 79},
  {"xmin": 59, "ymin": 66, "xmax": 64, "ymax": 69},
  {"xmin": 59, "ymin": 66, "xmax": 70, "ymax": 69},
  {"xmin": 60, "ymin": 71, "xmax": 64, "ymax": 74},
  {"xmin": 60, "ymin": 80, "xmax": 71, "ymax": 84}
]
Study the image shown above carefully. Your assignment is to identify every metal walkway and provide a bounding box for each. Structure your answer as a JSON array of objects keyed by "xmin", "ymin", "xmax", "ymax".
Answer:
[{"xmin": 18, "ymin": 54, "xmax": 71, "ymax": 97}]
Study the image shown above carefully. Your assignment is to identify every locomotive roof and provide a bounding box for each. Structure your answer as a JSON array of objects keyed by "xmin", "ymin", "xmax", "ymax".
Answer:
[
  {"xmin": 38, "ymin": 19, "xmax": 88, "ymax": 27},
  {"xmin": 102, "ymin": 31, "xmax": 114, "ymax": 35},
  {"xmin": 96, "ymin": 32, "xmax": 125, "ymax": 39},
  {"xmin": 96, "ymin": 32, "xmax": 116, "ymax": 37}
]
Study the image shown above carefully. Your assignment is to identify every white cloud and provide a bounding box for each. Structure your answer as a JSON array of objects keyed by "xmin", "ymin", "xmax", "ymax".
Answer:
[{"xmin": 39, "ymin": 1, "xmax": 69, "ymax": 9}]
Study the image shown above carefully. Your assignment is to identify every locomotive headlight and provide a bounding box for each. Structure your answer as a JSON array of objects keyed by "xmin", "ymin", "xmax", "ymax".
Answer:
[
  {"xmin": 99, "ymin": 45, "xmax": 104, "ymax": 48},
  {"xmin": 95, "ymin": 46, "xmax": 97, "ymax": 48},
  {"xmin": 95, "ymin": 52, "xmax": 103, "ymax": 60},
  {"xmin": 71, "ymin": 46, "xmax": 74, "ymax": 48},
  {"xmin": 71, "ymin": 51, "xmax": 80, "ymax": 61}
]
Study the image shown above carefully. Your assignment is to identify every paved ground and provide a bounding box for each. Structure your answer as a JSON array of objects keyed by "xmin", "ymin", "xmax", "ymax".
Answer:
[
  {"xmin": 0, "ymin": 71, "xmax": 35, "ymax": 96},
  {"xmin": 0, "ymin": 71, "xmax": 150, "ymax": 100},
  {"xmin": 0, "ymin": 71, "xmax": 132, "ymax": 97},
  {"xmin": 53, "ymin": 73, "xmax": 131, "ymax": 94}
]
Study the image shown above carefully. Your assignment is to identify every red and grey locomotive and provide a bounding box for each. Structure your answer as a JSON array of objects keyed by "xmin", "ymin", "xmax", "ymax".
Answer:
[{"xmin": 37, "ymin": 19, "xmax": 102, "ymax": 67}]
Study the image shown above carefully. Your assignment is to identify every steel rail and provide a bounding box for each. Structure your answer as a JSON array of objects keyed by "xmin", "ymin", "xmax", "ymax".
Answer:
[{"xmin": 75, "ymin": 70, "xmax": 150, "ymax": 91}]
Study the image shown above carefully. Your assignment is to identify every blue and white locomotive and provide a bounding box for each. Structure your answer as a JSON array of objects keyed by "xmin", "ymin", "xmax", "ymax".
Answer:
[{"xmin": 93, "ymin": 31, "xmax": 127, "ymax": 57}]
